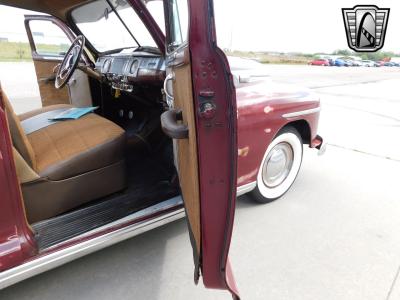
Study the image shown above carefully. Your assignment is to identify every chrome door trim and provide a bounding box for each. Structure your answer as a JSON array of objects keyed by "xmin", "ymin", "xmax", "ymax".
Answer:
[
  {"xmin": 237, "ymin": 181, "xmax": 257, "ymax": 196},
  {"xmin": 163, "ymin": 72, "xmax": 175, "ymax": 109},
  {"xmin": 282, "ymin": 107, "xmax": 321, "ymax": 119},
  {"xmin": 0, "ymin": 197, "xmax": 184, "ymax": 290}
]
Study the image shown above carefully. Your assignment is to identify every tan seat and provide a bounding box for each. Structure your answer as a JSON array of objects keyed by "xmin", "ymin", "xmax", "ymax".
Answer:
[{"xmin": 1, "ymin": 86, "xmax": 127, "ymax": 223}]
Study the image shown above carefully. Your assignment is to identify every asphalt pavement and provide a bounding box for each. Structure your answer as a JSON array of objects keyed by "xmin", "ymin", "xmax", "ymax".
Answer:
[{"xmin": 1, "ymin": 63, "xmax": 400, "ymax": 300}]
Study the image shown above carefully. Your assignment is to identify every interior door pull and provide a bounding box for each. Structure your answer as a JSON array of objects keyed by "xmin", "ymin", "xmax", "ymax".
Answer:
[
  {"xmin": 161, "ymin": 109, "xmax": 188, "ymax": 139},
  {"xmin": 38, "ymin": 75, "xmax": 56, "ymax": 84},
  {"xmin": 163, "ymin": 73, "xmax": 175, "ymax": 108}
]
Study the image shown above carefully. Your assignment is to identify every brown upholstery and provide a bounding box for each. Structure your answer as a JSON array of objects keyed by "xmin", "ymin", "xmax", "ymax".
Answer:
[
  {"xmin": 2, "ymin": 86, "xmax": 127, "ymax": 223},
  {"xmin": 12, "ymin": 147, "xmax": 40, "ymax": 184},
  {"xmin": 23, "ymin": 161, "xmax": 126, "ymax": 224},
  {"xmin": 28, "ymin": 114, "xmax": 125, "ymax": 180},
  {"xmin": 1, "ymin": 88, "xmax": 37, "ymax": 169}
]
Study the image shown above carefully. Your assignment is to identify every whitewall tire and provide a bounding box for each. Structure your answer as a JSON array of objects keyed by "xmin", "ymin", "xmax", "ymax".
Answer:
[{"xmin": 250, "ymin": 127, "xmax": 303, "ymax": 203}]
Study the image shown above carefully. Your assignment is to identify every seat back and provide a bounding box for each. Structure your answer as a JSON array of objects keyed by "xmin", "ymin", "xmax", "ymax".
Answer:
[{"xmin": 0, "ymin": 84, "xmax": 37, "ymax": 170}]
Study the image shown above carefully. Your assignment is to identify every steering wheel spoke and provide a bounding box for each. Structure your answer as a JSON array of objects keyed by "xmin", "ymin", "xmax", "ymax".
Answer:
[{"xmin": 55, "ymin": 35, "xmax": 85, "ymax": 89}]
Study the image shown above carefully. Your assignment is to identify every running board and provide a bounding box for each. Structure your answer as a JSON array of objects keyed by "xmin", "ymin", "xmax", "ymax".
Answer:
[
  {"xmin": 32, "ymin": 183, "xmax": 178, "ymax": 249},
  {"xmin": 0, "ymin": 197, "xmax": 184, "ymax": 290},
  {"xmin": 1, "ymin": 186, "xmax": 254, "ymax": 289}
]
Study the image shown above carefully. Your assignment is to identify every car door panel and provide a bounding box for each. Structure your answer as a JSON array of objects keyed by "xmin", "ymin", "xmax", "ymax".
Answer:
[
  {"xmin": 31, "ymin": 58, "xmax": 70, "ymax": 106},
  {"xmin": 170, "ymin": 48, "xmax": 201, "ymax": 261},
  {"xmin": 162, "ymin": 0, "xmax": 239, "ymax": 297},
  {"xmin": 24, "ymin": 15, "xmax": 92, "ymax": 108}
]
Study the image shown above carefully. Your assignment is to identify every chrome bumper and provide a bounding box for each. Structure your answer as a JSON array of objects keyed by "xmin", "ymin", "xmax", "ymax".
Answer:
[{"xmin": 311, "ymin": 135, "xmax": 326, "ymax": 155}]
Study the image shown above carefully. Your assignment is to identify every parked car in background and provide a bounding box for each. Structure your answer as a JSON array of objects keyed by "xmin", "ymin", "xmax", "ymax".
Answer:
[
  {"xmin": 361, "ymin": 60, "xmax": 375, "ymax": 67},
  {"xmin": 344, "ymin": 60, "xmax": 355, "ymax": 67},
  {"xmin": 327, "ymin": 58, "xmax": 335, "ymax": 66},
  {"xmin": 334, "ymin": 59, "xmax": 346, "ymax": 67},
  {"xmin": 309, "ymin": 59, "xmax": 330, "ymax": 66},
  {"xmin": 351, "ymin": 60, "xmax": 362, "ymax": 67},
  {"xmin": 383, "ymin": 62, "xmax": 395, "ymax": 67}
]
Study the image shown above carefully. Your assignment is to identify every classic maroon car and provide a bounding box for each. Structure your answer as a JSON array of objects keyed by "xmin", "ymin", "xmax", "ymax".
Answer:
[{"xmin": 0, "ymin": 0, "xmax": 323, "ymax": 298}]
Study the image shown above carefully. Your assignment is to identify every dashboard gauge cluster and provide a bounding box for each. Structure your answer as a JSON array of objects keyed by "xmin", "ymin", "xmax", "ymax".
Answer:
[
  {"xmin": 94, "ymin": 52, "xmax": 166, "ymax": 92},
  {"xmin": 101, "ymin": 58, "xmax": 112, "ymax": 73},
  {"xmin": 127, "ymin": 59, "xmax": 140, "ymax": 75}
]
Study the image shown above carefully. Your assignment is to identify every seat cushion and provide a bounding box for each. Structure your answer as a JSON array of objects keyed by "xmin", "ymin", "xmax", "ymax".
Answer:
[
  {"xmin": 19, "ymin": 104, "xmax": 73, "ymax": 121},
  {"xmin": 26, "ymin": 113, "xmax": 125, "ymax": 180}
]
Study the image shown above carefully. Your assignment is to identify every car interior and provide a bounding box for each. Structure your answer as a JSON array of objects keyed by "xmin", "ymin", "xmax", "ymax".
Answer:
[{"xmin": 0, "ymin": 0, "xmax": 181, "ymax": 250}]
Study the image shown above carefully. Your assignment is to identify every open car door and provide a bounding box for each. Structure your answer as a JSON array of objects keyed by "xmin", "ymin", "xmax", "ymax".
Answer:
[
  {"xmin": 161, "ymin": 0, "xmax": 239, "ymax": 298},
  {"xmin": 24, "ymin": 15, "xmax": 92, "ymax": 108}
]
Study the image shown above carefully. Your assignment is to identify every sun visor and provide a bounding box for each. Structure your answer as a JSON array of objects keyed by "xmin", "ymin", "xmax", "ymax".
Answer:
[
  {"xmin": 71, "ymin": 1, "xmax": 111, "ymax": 23},
  {"xmin": 71, "ymin": 0, "xmax": 130, "ymax": 23}
]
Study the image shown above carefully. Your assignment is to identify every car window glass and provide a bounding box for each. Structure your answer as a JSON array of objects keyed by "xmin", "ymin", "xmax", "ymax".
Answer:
[
  {"xmin": 29, "ymin": 20, "xmax": 71, "ymax": 56},
  {"xmin": 71, "ymin": 0, "xmax": 159, "ymax": 52},
  {"xmin": 72, "ymin": 1, "xmax": 137, "ymax": 52},
  {"xmin": 117, "ymin": 1, "xmax": 159, "ymax": 48},
  {"xmin": 167, "ymin": 0, "xmax": 188, "ymax": 51},
  {"xmin": 146, "ymin": 0, "xmax": 165, "ymax": 34}
]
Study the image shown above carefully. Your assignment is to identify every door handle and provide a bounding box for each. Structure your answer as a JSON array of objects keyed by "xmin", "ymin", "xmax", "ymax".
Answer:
[
  {"xmin": 161, "ymin": 109, "xmax": 188, "ymax": 139},
  {"xmin": 39, "ymin": 74, "xmax": 56, "ymax": 84},
  {"xmin": 163, "ymin": 73, "xmax": 175, "ymax": 108}
]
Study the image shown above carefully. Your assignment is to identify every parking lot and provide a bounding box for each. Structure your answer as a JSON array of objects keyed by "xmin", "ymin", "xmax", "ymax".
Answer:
[{"xmin": 1, "ymin": 63, "xmax": 400, "ymax": 300}]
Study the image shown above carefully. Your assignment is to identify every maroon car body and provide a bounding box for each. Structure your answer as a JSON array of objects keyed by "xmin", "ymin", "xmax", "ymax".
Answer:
[
  {"xmin": 0, "ymin": 0, "xmax": 322, "ymax": 298},
  {"xmin": 236, "ymin": 78, "xmax": 320, "ymax": 189}
]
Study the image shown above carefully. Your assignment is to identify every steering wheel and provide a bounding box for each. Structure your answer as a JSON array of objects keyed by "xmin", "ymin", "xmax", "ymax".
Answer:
[{"xmin": 55, "ymin": 35, "xmax": 85, "ymax": 89}]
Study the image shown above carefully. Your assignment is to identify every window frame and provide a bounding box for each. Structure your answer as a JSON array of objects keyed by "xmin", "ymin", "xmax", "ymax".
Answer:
[
  {"xmin": 164, "ymin": 0, "xmax": 189, "ymax": 54},
  {"xmin": 24, "ymin": 15, "xmax": 76, "ymax": 60}
]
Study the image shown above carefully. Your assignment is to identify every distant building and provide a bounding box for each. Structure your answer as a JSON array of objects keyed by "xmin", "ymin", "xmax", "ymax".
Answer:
[
  {"xmin": 0, "ymin": 37, "xmax": 8, "ymax": 42},
  {"xmin": 32, "ymin": 32, "xmax": 44, "ymax": 37}
]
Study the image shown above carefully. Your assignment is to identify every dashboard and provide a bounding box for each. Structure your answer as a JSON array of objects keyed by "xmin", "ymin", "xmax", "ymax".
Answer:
[{"xmin": 95, "ymin": 51, "xmax": 166, "ymax": 92}]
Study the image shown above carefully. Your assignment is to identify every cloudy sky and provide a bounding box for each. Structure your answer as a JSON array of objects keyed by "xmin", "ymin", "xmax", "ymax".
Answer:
[
  {"xmin": 0, "ymin": 0, "xmax": 399, "ymax": 53},
  {"xmin": 213, "ymin": 0, "xmax": 400, "ymax": 53}
]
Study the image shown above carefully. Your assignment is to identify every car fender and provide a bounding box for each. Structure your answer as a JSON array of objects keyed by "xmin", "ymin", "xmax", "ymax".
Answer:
[{"xmin": 235, "ymin": 79, "xmax": 320, "ymax": 187}]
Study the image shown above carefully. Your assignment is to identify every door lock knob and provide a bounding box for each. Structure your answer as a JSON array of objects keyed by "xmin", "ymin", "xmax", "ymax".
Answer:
[{"xmin": 199, "ymin": 102, "xmax": 216, "ymax": 119}]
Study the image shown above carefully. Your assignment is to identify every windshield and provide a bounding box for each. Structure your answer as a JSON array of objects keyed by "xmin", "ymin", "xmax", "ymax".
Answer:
[{"xmin": 71, "ymin": 0, "xmax": 159, "ymax": 52}]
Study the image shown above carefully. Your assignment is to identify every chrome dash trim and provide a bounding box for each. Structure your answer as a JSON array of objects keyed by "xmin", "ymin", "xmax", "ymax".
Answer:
[
  {"xmin": 237, "ymin": 181, "xmax": 257, "ymax": 196},
  {"xmin": 0, "ymin": 196, "xmax": 185, "ymax": 290},
  {"xmin": 282, "ymin": 107, "xmax": 321, "ymax": 119}
]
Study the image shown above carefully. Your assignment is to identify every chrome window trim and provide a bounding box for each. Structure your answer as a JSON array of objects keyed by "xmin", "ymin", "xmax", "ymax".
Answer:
[{"xmin": 282, "ymin": 107, "xmax": 321, "ymax": 119}]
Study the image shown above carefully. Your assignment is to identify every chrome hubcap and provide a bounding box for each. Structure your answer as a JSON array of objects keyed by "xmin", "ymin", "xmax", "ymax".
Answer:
[{"xmin": 262, "ymin": 142, "xmax": 294, "ymax": 188}]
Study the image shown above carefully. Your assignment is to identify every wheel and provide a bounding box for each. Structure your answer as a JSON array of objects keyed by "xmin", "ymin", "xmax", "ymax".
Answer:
[{"xmin": 250, "ymin": 127, "xmax": 303, "ymax": 203}]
